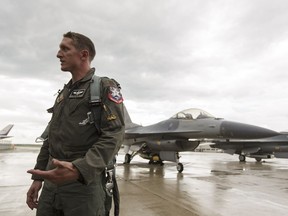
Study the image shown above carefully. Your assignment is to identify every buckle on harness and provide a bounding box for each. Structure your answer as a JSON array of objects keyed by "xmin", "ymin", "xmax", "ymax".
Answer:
[{"xmin": 89, "ymin": 99, "xmax": 101, "ymax": 107}]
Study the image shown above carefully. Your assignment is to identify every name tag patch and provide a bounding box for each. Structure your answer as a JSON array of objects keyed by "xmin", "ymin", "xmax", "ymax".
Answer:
[{"xmin": 69, "ymin": 89, "xmax": 86, "ymax": 98}]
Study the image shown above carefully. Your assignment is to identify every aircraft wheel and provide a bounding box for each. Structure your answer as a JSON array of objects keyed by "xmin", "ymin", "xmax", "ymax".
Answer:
[
  {"xmin": 255, "ymin": 158, "xmax": 262, "ymax": 162},
  {"xmin": 239, "ymin": 154, "xmax": 246, "ymax": 162},
  {"xmin": 177, "ymin": 163, "xmax": 184, "ymax": 173},
  {"xmin": 124, "ymin": 153, "xmax": 131, "ymax": 164}
]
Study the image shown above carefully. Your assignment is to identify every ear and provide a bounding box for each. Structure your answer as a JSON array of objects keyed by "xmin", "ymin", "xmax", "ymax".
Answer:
[{"xmin": 80, "ymin": 50, "xmax": 89, "ymax": 60}]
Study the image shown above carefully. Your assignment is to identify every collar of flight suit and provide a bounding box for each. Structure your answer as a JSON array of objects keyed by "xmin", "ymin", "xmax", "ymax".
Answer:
[{"xmin": 67, "ymin": 68, "xmax": 96, "ymax": 89}]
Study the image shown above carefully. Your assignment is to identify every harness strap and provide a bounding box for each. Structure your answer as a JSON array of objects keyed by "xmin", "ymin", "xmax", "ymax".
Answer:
[
  {"xmin": 89, "ymin": 75, "xmax": 102, "ymax": 134},
  {"xmin": 90, "ymin": 75, "xmax": 102, "ymax": 104}
]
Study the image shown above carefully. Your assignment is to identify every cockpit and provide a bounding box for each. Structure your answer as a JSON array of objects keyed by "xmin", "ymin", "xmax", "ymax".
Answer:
[{"xmin": 170, "ymin": 108, "xmax": 215, "ymax": 120}]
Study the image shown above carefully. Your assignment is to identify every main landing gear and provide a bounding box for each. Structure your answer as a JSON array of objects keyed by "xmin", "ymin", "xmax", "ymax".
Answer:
[
  {"xmin": 177, "ymin": 163, "xmax": 184, "ymax": 173},
  {"xmin": 239, "ymin": 154, "xmax": 263, "ymax": 162},
  {"xmin": 124, "ymin": 153, "xmax": 132, "ymax": 164},
  {"xmin": 239, "ymin": 154, "xmax": 246, "ymax": 162},
  {"xmin": 124, "ymin": 152, "xmax": 184, "ymax": 173}
]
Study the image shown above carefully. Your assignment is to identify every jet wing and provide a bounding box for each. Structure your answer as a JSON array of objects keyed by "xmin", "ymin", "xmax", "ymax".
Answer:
[
  {"xmin": 125, "ymin": 130, "xmax": 203, "ymax": 139},
  {"xmin": 210, "ymin": 134, "xmax": 288, "ymax": 157},
  {"xmin": 0, "ymin": 135, "xmax": 12, "ymax": 138},
  {"xmin": 212, "ymin": 135, "xmax": 288, "ymax": 144}
]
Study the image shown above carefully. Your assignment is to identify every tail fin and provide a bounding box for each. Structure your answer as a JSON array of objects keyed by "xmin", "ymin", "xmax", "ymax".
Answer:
[
  {"xmin": 0, "ymin": 124, "xmax": 14, "ymax": 135},
  {"xmin": 123, "ymin": 104, "xmax": 141, "ymax": 129}
]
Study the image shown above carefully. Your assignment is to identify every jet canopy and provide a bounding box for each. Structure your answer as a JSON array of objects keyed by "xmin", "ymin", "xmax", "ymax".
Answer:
[{"xmin": 171, "ymin": 108, "xmax": 215, "ymax": 120}]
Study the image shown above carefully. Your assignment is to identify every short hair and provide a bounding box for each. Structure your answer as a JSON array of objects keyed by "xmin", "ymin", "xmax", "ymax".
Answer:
[{"xmin": 63, "ymin": 31, "xmax": 96, "ymax": 62}]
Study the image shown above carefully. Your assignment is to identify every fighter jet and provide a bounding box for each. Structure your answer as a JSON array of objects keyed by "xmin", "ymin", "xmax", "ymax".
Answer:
[
  {"xmin": 0, "ymin": 124, "xmax": 14, "ymax": 139},
  {"xmin": 209, "ymin": 133, "xmax": 288, "ymax": 162},
  {"xmin": 123, "ymin": 107, "xmax": 279, "ymax": 172}
]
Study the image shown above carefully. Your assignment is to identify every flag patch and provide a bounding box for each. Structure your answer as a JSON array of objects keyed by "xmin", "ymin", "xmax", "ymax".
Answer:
[{"xmin": 108, "ymin": 87, "xmax": 123, "ymax": 104}]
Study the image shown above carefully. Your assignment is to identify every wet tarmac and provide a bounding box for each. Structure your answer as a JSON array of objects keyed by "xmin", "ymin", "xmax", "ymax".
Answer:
[{"xmin": 1, "ymin": 146, "xmax": 288, "ymax": 216}]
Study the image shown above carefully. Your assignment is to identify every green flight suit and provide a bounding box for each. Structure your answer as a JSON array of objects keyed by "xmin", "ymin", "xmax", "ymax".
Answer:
[{"xmin": 32, "ymin": 68, "xmax": 125, "ymax": 216}]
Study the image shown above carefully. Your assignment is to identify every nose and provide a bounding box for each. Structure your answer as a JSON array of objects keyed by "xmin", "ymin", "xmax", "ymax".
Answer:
[
  {"xmin": 56, "ymin": 50, "xmax": 62, "ymax": 58},
  {"xmin": 220, "ymin": 121, "xmax": 279, "ymax": 139}
]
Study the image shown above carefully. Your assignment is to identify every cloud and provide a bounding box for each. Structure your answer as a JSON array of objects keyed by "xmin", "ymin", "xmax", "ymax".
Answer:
[{"xmin": 1, "ymin": 0, "xmax": 288, "ymax": 143}]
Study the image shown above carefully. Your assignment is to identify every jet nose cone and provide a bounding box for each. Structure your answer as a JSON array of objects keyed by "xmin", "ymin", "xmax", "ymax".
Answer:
[{"xmin": 220, "ymin": 121, "xmax": 279, "ymax": 139}]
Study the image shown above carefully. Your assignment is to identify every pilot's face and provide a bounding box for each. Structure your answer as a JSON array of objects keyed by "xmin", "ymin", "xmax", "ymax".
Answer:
[{"xmin": 56, "ymin": 37, "xmax": 82, "ymax": 72}]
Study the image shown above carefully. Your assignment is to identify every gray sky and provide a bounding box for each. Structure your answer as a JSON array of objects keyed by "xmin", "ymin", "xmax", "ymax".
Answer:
[{"xmin": 1, "ymin": 0, "xmax": 288, "ymax": 144}]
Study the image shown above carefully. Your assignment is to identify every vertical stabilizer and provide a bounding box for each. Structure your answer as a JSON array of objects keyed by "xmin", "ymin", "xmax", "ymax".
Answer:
[
  {"xmin": 0, "ymin": 124, "xmax": 14, "ymax": 135},
  {"xmin": 0, "ymin": 124, "xmax": 14, "ymax": 139},
  {"xmin": 123, "ymin": 104, "xmax": 141, "ymax": 129}
]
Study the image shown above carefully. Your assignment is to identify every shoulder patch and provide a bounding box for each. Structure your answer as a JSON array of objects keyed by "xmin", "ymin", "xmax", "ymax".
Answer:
[{"xmin": 108, "ymin": 86, "xmax": 123, "ymax": 104}]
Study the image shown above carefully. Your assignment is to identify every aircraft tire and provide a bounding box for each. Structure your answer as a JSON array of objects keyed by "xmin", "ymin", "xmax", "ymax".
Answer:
[
  {"xmin": 177, "ymin": 163, "xmax": 184, "ymax": 173},
  {"xmin": 239, "ymin": 154, "xmax": 246, "ymax": 162}
]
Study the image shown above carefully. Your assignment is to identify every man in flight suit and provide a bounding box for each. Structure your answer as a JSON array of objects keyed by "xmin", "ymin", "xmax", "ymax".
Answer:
[{"xmin": 26, "ymin": 32, "xmax": 125, "ymax": 216}]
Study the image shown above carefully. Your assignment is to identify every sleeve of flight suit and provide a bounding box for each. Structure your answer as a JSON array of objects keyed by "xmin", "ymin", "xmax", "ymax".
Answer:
[
  {"xmin": 31, "ymin": 139, "xmax": 50, "ymax": 181},
  {"xmin": 72, "ymin": 78, "xmax": 125, "ymax": 185}
]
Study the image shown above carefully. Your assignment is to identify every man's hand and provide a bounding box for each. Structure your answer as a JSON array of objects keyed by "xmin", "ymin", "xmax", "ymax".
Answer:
[
  {"xmin": 27, "ymin": 159, "xmax": 80, "ymax": 185},
  {"xmin": 26, "ymin": 180, "xmax": 43, "ymax": 210}
]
